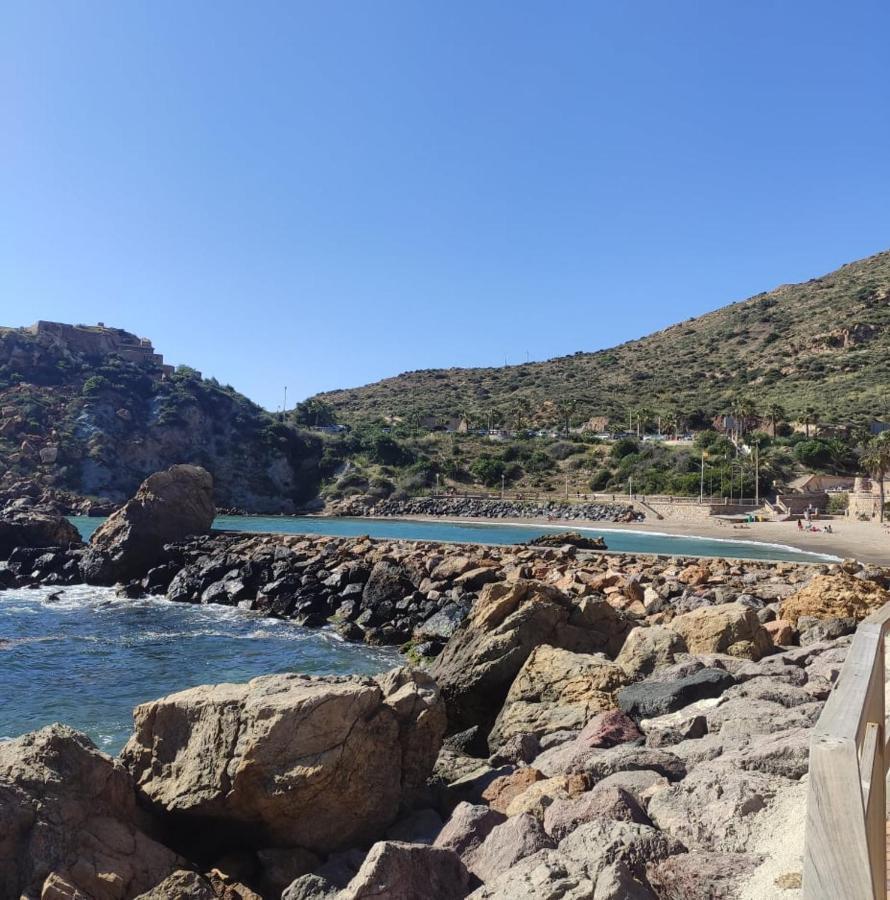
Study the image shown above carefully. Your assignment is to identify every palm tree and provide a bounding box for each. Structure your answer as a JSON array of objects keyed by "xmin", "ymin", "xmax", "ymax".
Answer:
[
  {"xmin": 766, "ymin": 402, "xmax": 785, "ymax": 438},
  {"xmin": 731, "ymin": 396, "xmax": 756, "ymax": 441},
  {"xmin": 634, "ymin": 406, "xmax": 654, "ymax": 438},
  {"xmin": 557, "ymin": 398, "xmax": 577, "ymax": 435},
  {"xmin": 803, "ymin": 406, "xmax": 819, "ymax": 438},
  {"xmin": 861, "ymin": 434, "xmax": 890, "ymax": 523},
  {"xmin": 510, "ymin": 400, "xmax": 530, "ymax": 433}
]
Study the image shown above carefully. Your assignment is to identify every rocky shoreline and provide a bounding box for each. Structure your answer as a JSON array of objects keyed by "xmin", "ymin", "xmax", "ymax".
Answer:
[
  {"xmin": 2, "ymin": 466, "xmax": 888, "ymax": 899},
  {"xmin": 322, "ymin": 495, "xmax": 644, "ymax": 523}
]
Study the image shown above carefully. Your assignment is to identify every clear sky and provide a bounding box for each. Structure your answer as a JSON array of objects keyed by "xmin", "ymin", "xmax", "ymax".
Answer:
[{"xmin": 2, "ymin": 2, "xmax": 889, "ymax": 410}]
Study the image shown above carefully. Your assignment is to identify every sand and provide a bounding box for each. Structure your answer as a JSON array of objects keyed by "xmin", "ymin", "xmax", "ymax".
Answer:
[{"xmin": 401, "ymin": 513, "xmax": 890, "ymax": 565}]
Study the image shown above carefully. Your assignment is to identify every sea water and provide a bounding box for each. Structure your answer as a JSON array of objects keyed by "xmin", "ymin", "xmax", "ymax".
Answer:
[
  {"xmin": 71, "ymin": 514, "xmax": 839, "ymax": 564},
  {"xmin": 0, "ymin": 585, "xmax": 399, "ymax": 752}
]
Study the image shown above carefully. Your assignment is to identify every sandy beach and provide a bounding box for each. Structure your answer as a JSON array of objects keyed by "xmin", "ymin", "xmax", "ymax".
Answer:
[{"xmin": 398, "ymin": 513, "xmax": 890, "ymax": 565}]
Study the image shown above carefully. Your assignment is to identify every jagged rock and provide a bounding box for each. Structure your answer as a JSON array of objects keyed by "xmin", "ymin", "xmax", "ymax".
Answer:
[
  {"xmin": 556, "ymin": 819, "xmax": 683, "ymax": 882},
  {"xmin": 90, "ymin": 465, "xmax": 215, "ymax": 582},
  {"xmin": 0, "ymin": 509, "xmax": 82, "ymax": 559},
  {"xmin": 646, "ymin": 759, "xmax": 782, "ymax": 853},
  {"xmin": 121, "ymin": 668, "xmax": 445, "ymax": 854},
  {"xmin": 488, "ymin": 645, "xmax": 626, "ymax": 751},
  {"xmin": 593, "ymin": 770, "xmax": 670, "ymax": 811},
  {"xmin": 432, "ymin": 580, "xmax": 631, "ymax": 734},
  {"xmin": 282, "ymin": 874, "xmax": 339, "ymax": 900},
  {"xmin": 362, "ymin": 561, "xmax": 416, "ymax": 610},
  {"xmin": 646, "ymin": 851, "xmax": 763, "ymax": 899},
  {"xmin": 482, "ymin": 767, "xmax": 546, "ymax": 814},
  {"xmin": 133, "ymin": 871, "xmax": 216, "ymax": 899},
  {"xmin": 532, "ymin": 710, "xmax": 642, "ymax": 775},
  {"xmin": 560, "ymin": 744, "xmax": 686, "ymax": 785},
  {"xmin": 617, "ymin": 668, "xmax": 735, "ymax": 720},
  {"xmin": 434, "ymin": 802, "xmax": 507, "ymax": 860},
  {"xmin": 780, "ymin": 572, "xmax": 890, "ymax": 625},
  {"xmin": 543, "ymin": 785, "xmax": 651, "ymax": 840},
  {"xmin": 593, "ymin": 861, "xmax": 657, "ymax": 899},
  {"xmin": 466, "ymin": 849, "xmax": 595, "ymax": 899},
  {"xmin": 488, "ymin": 732, "xmax": 542, "ymax": 766},
  {"xmin": 503, "ymin": 774, "xmax": 590, "ymax": 818},
  {"xmin": 465, "ymin": 813, "xmax": 555, "ymax": 883},
  {"xmin": 615, "ymin": 625, "xmax": 688, "ymax": 680},
  {"xmin": 0, "ymin": 724, "xmax": 181, "ymax": 900},
  {"xmin": 338, "ymin": 841, "xmax": 471, "ymax": 900},
  {"xmin": 669, "ymin": 603, "xmax": 774, "ymax": 661}
]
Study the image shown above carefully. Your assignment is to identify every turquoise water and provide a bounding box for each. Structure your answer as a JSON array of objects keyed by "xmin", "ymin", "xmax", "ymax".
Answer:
[
  {"xmin": 0, "ymin": 585, "xmax": 399, "ymax": 752},
  {"xmin": 1, "ymin": 515, "xmax": 833, "ymax": 752},
  {"xmin": 72, "ymin": 514, "xmax": 840, "ymax": 563}
]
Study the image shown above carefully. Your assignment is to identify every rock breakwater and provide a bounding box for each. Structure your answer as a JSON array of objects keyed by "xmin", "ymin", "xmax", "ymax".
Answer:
[{"xmin": 325, "ymin": 495, "xmax": 643, "ymax": 523}]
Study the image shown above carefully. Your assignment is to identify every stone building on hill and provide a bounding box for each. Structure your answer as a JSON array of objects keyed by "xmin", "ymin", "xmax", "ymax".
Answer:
[{"xmin": 25, "ymin": 321, "xmax": 175, "ymax": 375}]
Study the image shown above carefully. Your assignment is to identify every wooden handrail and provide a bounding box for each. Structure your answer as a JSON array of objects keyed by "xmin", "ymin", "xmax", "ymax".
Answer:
[{"xmin": 802, "ymin": 603, "xmax": 890, "ymax": 899}]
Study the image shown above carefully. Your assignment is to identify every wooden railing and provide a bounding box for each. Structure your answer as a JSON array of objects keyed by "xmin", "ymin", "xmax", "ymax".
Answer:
[{"xmin": 802, "ymin": 603, "xmax": 890, "ymax": 899}]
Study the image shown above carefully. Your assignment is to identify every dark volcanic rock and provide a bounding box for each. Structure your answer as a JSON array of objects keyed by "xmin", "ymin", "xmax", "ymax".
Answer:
[
  {"xmin": 617, "ymin": 668, "xmax": 736, "ymax": 720},
  {"xmin": 0, "ymin": 509, "xmax": 82, "ymax": 559},
  {"xmin": 528, "ymin": 531, "xmax": 608, "ymax": 550}
]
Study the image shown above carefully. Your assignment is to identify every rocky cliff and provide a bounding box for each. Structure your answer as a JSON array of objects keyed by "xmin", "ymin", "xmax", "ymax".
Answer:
[{"xmin": 0, "ymin": 322, "xmax": 323, "ymax": 512}]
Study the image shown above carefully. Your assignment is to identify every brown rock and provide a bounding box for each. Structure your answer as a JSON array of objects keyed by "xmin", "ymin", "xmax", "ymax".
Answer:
[
  {"xmin": 488, "ymin": 645, "xmax": 625, "ymax": 751},
  {"xmin": 465, "ymin": 813, "xmax": 554, "ymax": 883},
  {"xmin": 0, "ymin": 725, "xmax": 181, "ymax": 900},
  {"xmin": 503, "ymin": 774, "xmax": 590, "ymax": 818},
  {"xmin": 434, "ymin": 802, "xmax": 506, "ymax": 860},
  {"xmin": 531, "ymin": 710, "xmax": 642, "ymax": 775},
  {"xmin": 764, "ymin": 618, "xmax": 794, "ymax": 645},
  {"xmin": 482, "ymin": 768, "xmax": 546, "ymax": 814},
  {"xmin": 339, "ymin": 841, "xmax": 472, "ymax": 900},
  {"xmin": 669, "ymin": 603, "xmax": 774, "ymax": 661},
  {"xmin": 543, "ymin": 785, "xmax": 650, "ymax": 841},
  {"xmin": 678, "ymin": 564, "xmax": 710, "ymax": 586},
  {"xmin": 780, "ymin": 573, "xmax": 890, "ymax": 625},
  {"xmin": 121, "ymin": 668, "xmax": 445, "ymax": 855},
  {"xmin": 90, "ymin": 464, "xmax": 215, "ymax": 581},
  {"xmin": 615, "ymin": 626, "xmax": 688, "ymax": 680},
  {"xmin": 134, "ymin": 871, "xmax": 216, "ymax": 899},
  {"xmin": 431, "ymin": 580, "xmax": 631, "ymax": 734}
]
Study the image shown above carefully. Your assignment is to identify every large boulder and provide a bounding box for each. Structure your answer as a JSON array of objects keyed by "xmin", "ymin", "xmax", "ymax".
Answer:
[
  {"xmin": 0, "ymin": 724, "xmax": 181, "ymax": 900},
  {"xmin": 0, "ymin": 509, "xmax": 82, "ymax": 559},
  {"xmin": 89, "ymin": 465, "xmax": 215, "ymax": 582},
  {"xmin": 488, "ymin": 645, "xmax": 626, "ymax": 752},
  {"xmin": 617, "ymin": 668, "xmax": 735, "ymax": 720},
  {"xmin": 646, "ymin": 758, "xmax": 783, "ymax": 853},
  {"xmin": 431, "ymin": 580, "xmax": 631, "ymax": 734},
  {"xmin": 121, "ymin": 668, "xmax": 445, "ymax": 855},
  {"xmin": 780, "ymin": 573, "xmax": 890, "ymax": 625},
  {"xmin": 669, "ymin": 603, "xmax": 773, "ymax": 661},
  {"xmin": 615, "ymin": 626, "xmax": 688, "ymax": 680}
]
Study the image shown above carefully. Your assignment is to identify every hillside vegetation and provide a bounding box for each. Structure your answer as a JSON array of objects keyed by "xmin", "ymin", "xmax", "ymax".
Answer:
[
  {"xmin": 0, "ymin": 326, "xmax": 322, "ymax": 512},
  {"xmin": 316, "ymin": 249, "xmax": 890, "ymax": 429}
]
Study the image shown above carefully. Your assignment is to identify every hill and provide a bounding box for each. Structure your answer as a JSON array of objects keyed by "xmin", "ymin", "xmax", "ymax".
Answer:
[
  {"xmin": 315, "ymin": 249, "xmax": 890, "ymax": 430},
  {"xmin": 0, "ymin": 321, "xmax": 322, "ymax": 512}
]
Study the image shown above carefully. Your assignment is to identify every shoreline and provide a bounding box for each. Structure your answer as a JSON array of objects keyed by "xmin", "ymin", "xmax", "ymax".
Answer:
[{"xmin": 383, "ymin": 512, "xmax": 889, "ymax": 565}]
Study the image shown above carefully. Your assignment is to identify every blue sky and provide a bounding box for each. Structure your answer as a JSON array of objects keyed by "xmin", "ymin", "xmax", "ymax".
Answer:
[{"xmin": 2, "ymin": 2, "xmax": 888, "ymax": 410}]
